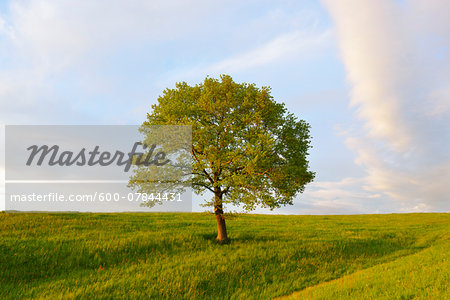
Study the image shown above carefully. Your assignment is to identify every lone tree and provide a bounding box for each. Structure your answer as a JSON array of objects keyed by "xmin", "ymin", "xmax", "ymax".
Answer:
[{"xmin": 130, "ymin": 75, "xmax": 314, "ymax": 244}]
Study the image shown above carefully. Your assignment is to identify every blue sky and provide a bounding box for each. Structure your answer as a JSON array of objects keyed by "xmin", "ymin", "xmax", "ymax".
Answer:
[{"xmin": 1, "ymin": 0, "xmax": 449, "ymax": 214}]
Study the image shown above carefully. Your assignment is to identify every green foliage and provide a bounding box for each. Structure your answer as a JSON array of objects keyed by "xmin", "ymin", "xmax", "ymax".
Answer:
[
  {"xmin": 1, "ymin": 213, "xmax": 449, "ymax": 299},
  {"xmin": 131, "ymin": 75, "xmax": 315, "ymax": 210}
]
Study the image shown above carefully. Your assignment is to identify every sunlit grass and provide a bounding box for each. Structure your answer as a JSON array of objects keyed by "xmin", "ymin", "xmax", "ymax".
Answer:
[
  {"xmin": 0, "ymin": 212, "xmax": 448, "ymax": 299},
  {"xmin": 283, "ymin": 233, "xmax": 449, "ymax": 299}
]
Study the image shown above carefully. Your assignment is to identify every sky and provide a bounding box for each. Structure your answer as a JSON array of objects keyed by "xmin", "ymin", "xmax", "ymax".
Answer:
[{"xmin": 0, "ymin": 0, "xmax": 449, "ymax": 214}]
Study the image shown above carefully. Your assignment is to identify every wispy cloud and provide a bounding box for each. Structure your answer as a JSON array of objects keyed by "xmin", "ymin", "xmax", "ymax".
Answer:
[
  {"xmin": 322, "ymin": 0, "xmax": 450, "ymax": 211},
  {"xmin": 297, "ymin": 177, "xmax": 382, "ymax": 214},
  {"xmin": 207, "ymin": 30, "xmax": 331, "ymax": 73},
  {"xmin": 158, "ymin": 25, "xmax": 332, "ymax": 90}
]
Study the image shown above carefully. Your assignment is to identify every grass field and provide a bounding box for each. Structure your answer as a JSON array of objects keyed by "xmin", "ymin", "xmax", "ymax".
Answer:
[{"xmin": 0, "ymin": 212, "xmax": 448, "ymax": 299}]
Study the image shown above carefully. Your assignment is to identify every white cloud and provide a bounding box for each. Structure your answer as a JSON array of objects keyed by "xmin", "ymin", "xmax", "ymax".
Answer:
[
  {"xmin": 322, "ymin": 0, "xmax": 450, "ymax": 212},
  {"xmin": 160, "ymin": 28, "xmax": 332, "ymax": 89},
  {"xmin": 0, "ymin": 0, "xmax": 237, "ymax": 124},
  {"xmin": 207, "ymin": 30, "xmax": 331, "ymax": 73},
  {"xmin": 4, "ymin": 0, "xmax": 223, "ymax": 67},
  {"xmin": 293, "ymin": 177, "xmax": 382, "ymax": 214}
]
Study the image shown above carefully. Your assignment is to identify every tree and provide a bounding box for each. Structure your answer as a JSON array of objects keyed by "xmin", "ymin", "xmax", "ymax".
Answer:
[{"xmin": 129, "ymin": 75, "xmax": 315, "ymax": 244}]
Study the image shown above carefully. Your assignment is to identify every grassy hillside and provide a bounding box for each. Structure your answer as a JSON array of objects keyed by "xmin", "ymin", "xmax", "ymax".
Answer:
[
  {"xmin": 282, "ymin": 237, "xmax": 449, "ymax": 299},
  {"xmin": 0, "ymin": 212, "xmax": 448, "ymax": 299}
]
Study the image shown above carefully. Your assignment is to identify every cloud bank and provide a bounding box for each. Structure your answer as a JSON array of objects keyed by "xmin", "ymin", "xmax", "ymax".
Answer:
[{"xmin": 322, "ymin": 0, "xmax": 450, "ymax": 211}]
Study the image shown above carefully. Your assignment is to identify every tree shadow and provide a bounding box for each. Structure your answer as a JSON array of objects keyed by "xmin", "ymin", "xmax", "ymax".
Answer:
[{"xmin": 200, "ymin": 233, "xmax": 216, "ymax": 241}]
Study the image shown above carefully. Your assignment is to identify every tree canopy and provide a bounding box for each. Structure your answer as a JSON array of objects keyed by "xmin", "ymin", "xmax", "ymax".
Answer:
[{"xmin": 129, "ymin": 75, "xmax": 315, "ymax": 243}]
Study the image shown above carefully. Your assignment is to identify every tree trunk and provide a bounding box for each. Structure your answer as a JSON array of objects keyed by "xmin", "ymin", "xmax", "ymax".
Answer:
[{"xmin": 214, "ymin": 193, "xmax": 228, "ymax": 244}]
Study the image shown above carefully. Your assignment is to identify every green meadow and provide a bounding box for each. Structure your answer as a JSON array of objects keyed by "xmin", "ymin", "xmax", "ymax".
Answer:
[{"xmin": 0, "ymin": 212, "xmax": 448, "ymax": 299}]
